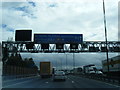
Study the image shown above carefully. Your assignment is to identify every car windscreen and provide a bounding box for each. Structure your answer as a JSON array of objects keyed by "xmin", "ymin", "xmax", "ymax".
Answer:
[{"xmin": 55, "ymin": 71, "xmax": 65, "ymax": 75}]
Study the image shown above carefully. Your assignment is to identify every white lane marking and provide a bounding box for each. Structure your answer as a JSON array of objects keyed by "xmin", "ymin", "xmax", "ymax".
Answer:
[
  {"xmin": 72, "ymin": 81, "xmax": 74, "ymax": 83},
  {"xmin": 3, "ymin": 76, "xmax": 38, "ymax": 83},
  {"xmin": 45, "ymin": 82, "xmax": 48, "ymax": 83},
  {"xmin": 3, "ymin": 78, "xmax": 39, "ymax": 88}
]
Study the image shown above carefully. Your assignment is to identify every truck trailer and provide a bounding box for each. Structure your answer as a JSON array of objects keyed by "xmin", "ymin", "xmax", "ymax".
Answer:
[
  {"xmin": 83, "ymin": 64, "xmax": 96, "ymax": 74},
  {"xmin": 40, "ymin": 62, "xmax": 52, "ymax": 78},
  {"xmin": 73, "ymin": 67, "xmax": 83, "ymax": 75},
  {"xmin": 102, "ymin": 55, "xmax": 120, "ymax": 76}
]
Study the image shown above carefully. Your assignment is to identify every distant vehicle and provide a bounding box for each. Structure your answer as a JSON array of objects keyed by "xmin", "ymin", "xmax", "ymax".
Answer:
[
  {"xmin": 89, "ymin": 69, "xmax": 96, "ymax": 74},
  {"xmin": 40, "ymin": 62, "xmax": 52, "ymax": 78},
  {"xmin": 96, "ymin": 70, "xmax": 103, "ymax": 75},
  {"xmin": 53, "ymin": 71, "xmax": 66, "ymax": 81},
  {"xmin": 70, "ymin": 70, "xmax": 74, "ymax": 74},
  {"xmin": 83, "ymin": 64, "xmax": 96, "ymax": 74},
  {"xmin": 65, "ymin": 71, "xmax": 70, "ymax": 75},
  {"xmin": 73, "ymin": 67, "xmax": 83, "ymax": 75}
]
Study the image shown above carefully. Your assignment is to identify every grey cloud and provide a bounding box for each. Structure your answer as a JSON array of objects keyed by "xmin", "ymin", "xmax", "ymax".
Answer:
[
  {"xmin": 2, "ymin": 2, "xmax": 37, "ymax": 19},
  {"xmin": 2, "ymin": 24, "xmax": 14, "ymax": 32},
  {"xmin": 2, "ymin": 2, "xmax": 23, "ymax": 9},
  {"xmin": 28, "ymin": 1, "xmax": 36, "ymax": 7},
  {"xmin": 48, "ymin": 3, "xmax": 58, "ymax": 8},
  {"xmin": 2, "ymin": 2, "xmax": 118, "ymax": 41}
]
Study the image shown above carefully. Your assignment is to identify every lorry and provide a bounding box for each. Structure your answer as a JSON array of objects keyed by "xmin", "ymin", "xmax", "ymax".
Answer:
[
  {"xmin": 73, "ymin": 67, "xmax": 83, "ymax": 75},
  {"xmin": 102, "ymin": 55, "xmax": 120, "ymax": 76},
  {"xmin": 40, "ymin": 62, "xmax": 52, "ymax": 78},
  {"xmin": 83, "ymin": 64, "xmax": 96, "ymax": 74}
]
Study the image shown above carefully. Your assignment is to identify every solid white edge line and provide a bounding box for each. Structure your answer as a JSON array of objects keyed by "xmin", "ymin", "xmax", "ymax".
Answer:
[
  {"xmin": 3, "ymin": 75, "xmax": 39, "ymax": 83},
  {"xmin": 3, "ymin": 77, "xmax": 39, "ymax": 88}
]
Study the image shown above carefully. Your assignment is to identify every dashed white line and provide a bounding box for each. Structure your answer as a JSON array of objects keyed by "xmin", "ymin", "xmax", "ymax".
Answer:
[
  {"xmin": 72, "ymin": 81, "xmax": 74, "ymax": 83},
  {"xmin": 45, "ymin": 82, "xmax": 49, "ymax": 84},
  {"xmin": 3, "ymin": 76, "xmax": 38, "ymax": 83}
]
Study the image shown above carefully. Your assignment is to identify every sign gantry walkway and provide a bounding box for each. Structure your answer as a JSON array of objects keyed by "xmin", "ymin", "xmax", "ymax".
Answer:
[{"xmin": 2, "ymin": 41, "xmax": 120, "ymax": 53}]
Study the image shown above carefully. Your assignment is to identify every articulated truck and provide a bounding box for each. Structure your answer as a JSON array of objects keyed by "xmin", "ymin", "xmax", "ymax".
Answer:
[
  {"xmin": 102, "ymin": 55, "xmax": 120, "ymax": 76},
  {"xmin": 40, "ymin": 62, "xmax": 52, "ymax": 78},
  {"xmin": 83, "ymin": 64, "xmax": 96, "ymax": 74}
]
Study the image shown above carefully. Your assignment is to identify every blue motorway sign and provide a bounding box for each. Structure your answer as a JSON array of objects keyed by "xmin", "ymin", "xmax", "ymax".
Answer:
[{"xmin": 34, "ymin": 34, "xmax": 83, "ymax": 44}]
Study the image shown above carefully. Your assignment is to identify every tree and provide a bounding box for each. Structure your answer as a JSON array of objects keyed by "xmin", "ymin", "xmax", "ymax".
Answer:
[
  {"xmin": 2, "ymin": 47, "xmax": 9, "ymax": 65},
  {"xmin": 6, "ymin": 53, "xmax": 14, "ymax": 65}
]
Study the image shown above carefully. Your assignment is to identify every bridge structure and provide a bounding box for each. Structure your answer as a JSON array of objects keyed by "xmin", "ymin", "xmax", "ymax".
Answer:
[{"xmin": 2, "ymin": 41, "xmax": 120, "ymax": 53}]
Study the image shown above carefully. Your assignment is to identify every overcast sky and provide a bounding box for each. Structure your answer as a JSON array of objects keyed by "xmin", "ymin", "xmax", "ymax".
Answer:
[{"xmin": 1, "ymin": 0, "xmax": 119, "ymax": 69}]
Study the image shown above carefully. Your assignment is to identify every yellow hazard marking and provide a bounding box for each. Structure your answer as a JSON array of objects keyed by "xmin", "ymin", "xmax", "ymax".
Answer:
[{"xmin": 103, "ymin": 59, "xmax": 120, "ymax": 66}]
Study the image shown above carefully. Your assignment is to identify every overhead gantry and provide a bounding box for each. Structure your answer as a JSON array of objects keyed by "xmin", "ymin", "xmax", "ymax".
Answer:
[{"xmin": 2, "ymin": 41, "xmax": 120, "ymax": 53}]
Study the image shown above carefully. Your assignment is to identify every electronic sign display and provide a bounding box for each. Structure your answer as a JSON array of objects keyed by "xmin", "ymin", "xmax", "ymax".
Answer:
[
  {"xmin": 34, "ymin": 34, "xmax": 83, "ymax": 44},
  {"xmin": 15, "ymin": 30, "xmax": 32, "ymax": 41}
]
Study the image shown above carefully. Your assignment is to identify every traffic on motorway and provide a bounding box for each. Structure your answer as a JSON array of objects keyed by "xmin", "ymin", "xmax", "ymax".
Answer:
[{"xmin": 2, "ymin": 74, "xmax": 119, "ymax": 88}]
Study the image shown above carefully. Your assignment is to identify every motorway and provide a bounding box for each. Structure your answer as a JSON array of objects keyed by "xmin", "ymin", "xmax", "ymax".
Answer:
[{"xmin": 2, "ymin": 75, "xmax": 120, "ymax": 88}]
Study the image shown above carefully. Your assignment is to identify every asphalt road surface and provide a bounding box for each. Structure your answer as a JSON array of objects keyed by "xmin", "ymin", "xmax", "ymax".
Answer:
[{"xmin": 2, "ymin": 75, "xmax": 120, "ymax": 88}]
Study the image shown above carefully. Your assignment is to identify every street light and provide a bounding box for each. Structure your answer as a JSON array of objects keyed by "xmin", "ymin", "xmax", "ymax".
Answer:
[
  {"xmin": 65, "ymin": 53, "xmax": 72, "ymax": 70},
  {"xmin": 103, "ymin": 0, "xmax": 109, "ymax": 73},
  {"xmin": 65, "ymin": 54, "xmax": 68, "ymax": 70},
  {"xmin": 73, "ymin": 53, "xmax": 75, "ymax": 69}
]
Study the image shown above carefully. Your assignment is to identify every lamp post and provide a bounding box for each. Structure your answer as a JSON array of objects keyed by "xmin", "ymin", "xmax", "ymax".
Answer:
[
  {"xmin": 103, "ymin": 0, "xmax": 109, "ymax": 73},
  {"xmin": 73, "ymin": 53, "xmax": 75, "ymax": 69},
  {"xmin": 66, "ymin": 54, "xmax": 68, "ymax": 70}
]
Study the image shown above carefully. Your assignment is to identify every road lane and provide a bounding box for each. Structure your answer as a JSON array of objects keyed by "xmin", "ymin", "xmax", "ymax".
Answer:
[
  {"xmin": 3, "ymin": 76, "xmax": 40, "ymax": 87},
  {"xmin": 36, "ymin": 77, "xmax": 75, "ymax": 88},
  {"xmin": 3, "ymin": 76, "xmax": 47, "ymax": 88},
  {"xmin": 68, "ymin": 75, "xmax": 119, "ymax": 88},
  {"xmin": 2, "ymin": 75, "xmax": 120, "ymax": 88}
]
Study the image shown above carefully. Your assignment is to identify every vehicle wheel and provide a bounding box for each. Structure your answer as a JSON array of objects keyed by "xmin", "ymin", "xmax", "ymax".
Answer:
[{"xmin": 63, "ymin": 79, "xmax": 66, "ymax": 81}]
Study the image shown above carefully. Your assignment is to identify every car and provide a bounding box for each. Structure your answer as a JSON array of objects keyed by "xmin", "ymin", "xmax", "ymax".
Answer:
[
  {"xmin": 53, "ymin": 71, "xmax": 66, "ymax": 81},
  {"xmin": 65, "ymin": 71, "xmax": 70, "ymax": 75},
  {"xmin": 89, "ymin": 69, "xmax": 96, "ymax": 74},
  {"xmin": 96, "ymin": 71, "xmax": 103, "ymax": 75}
]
